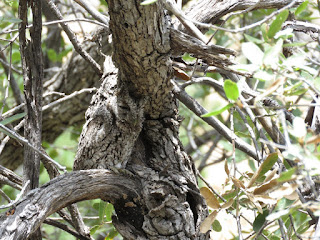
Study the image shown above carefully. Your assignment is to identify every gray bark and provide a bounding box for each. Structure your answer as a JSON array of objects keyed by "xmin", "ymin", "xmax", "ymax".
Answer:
[
  {"xmin": 0, "ymin": 28, "xmax": 111, "ymax": 170},
  {"xmin": 0, "ymin": 170, "xmax": 140, "ymax": 240},
  {"xmin": 73, "ymin": 1, "xmax": 208, "ymax": 238}
]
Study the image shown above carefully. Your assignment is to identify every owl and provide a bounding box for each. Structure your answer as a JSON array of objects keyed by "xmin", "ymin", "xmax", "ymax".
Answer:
[{"xmin": 73, "ymin": 62, "xmax": 144, "ymax": 171}]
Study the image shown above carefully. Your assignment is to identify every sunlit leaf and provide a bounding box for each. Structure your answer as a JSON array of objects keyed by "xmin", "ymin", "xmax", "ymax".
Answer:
[
  {"xmin": 253, "ymin": 179, "xmax": 278, "ymax": 195},
  {"xmin": 201, "ymin": 103, "xmax": 233, "ymax": 117},
  {"xmin": 264, "ymin": 168, "xmax": 277, "ymax": 183},
  {"xmin": 277, "ymin": 167, "xmax": 297, "ymax": 182},
  {"xmin": 200, "ymin": 187, "xmax": 221, "ymax": 209},
  {"xmin": 248, "ymin": 153, "xmax": 278, "ymax": 188},
  {"xmin": 274, "ymin": 28, "xmax": 294, "ymax": 39},
  {"xmin": 269, "ymin": 183, "xmax": 298, "ymax": 200},
  {"xmin": 242, "ymin": 42, "xmax": 263, "ymax": 65},
  {"xmin": 221, "ymin": 198, "xmax": 234, "ymax": 209},
  {"xmin": 290, "ymin": 117, "xmax": 307, "ymax": 138},
  {"xmin": 295, "ymin": 1, "xmax": 309, "ymax": 16},
  {"xmin": 231, "ymin": 177, "xmax": 246, "ymax": 189},
  {"xmin": 200, "ymin": 211, "xmax": 218, "ymax": 233},
  {"xmin": 266, "ymin": 209, "xmax": 290, "ymax": 222},
  {"xmin": 268, "ymin": 10, "xmax": 289, "ymax": 39},
  {"xmin": 253, "ymin": 70, "xmax": 274, "ymax": 82},
  {"xmin": 224, "ymin": 80, "xmax": 239, "ymax": 101},
  {"xmin": 263, "ymin": 39, "xmax": 283, "ymax": 66},
  {"xmin": 140, "ymin": 0, "xmax": 157, "ymax": 5}
]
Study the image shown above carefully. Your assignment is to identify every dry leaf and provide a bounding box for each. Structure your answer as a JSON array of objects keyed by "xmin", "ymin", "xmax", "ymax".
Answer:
[
  {"xmin": 269, "ymin": 183, "xmax": 298, "ymax": 200},
  {"xmin": 221, "ymin": 198, "xmax": 234, "ymax": 209},
  {"xmin": 173, "ymin": 66, "xmax": 190, "ymax": 81},
  {"xmin": 253, "ymin": 179, "xmax": 278, "ymax": 195},
  {"xmin": 231, "ymin": 177, "xmax": 246, "ymax": 189},
  {"xmin": 200, "ymin": 187, "xmax": 221, "ymax": 209},
  {"xmin": 224, "ymin": 159, "xmax": 230, "ymax": 177},
  {"xmin": 264, "ymin": 168, "xmax": 278, "ymax": 183},
  {"xmin": 200, "ymin": 211, "xmax": 218, "ymax": 233}
]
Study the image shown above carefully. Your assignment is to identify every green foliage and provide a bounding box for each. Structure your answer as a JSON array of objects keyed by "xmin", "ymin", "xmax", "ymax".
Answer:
[
  {"xmin": 267, "ymin": 10, "xmax": 289, "ymax": 39},
  {"xmin": 223, "ymin": 80, "xmax": 239, "ymax": 101},
  {"xmin": 253, "ymin": 209, "xmax": 269, "ymax": 232}
]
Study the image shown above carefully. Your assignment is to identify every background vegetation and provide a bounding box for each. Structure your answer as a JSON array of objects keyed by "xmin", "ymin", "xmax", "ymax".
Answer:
[{"xmin": 1, "ymin": 0, "xmax": 320, "ymax": 239}]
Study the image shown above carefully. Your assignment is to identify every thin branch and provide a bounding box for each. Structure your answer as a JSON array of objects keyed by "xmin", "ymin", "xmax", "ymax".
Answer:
[
  {"xmin": 44, "ymin": 219, "xmax": 91, "ymax": 240},
  {"xmin": 162, "ymin": 0, "xmax": 208, "ymax": 43},
  {"xmin": 0, "ymin": 180, "xmax": 29, "ymax": 210},
  {"xmin": 1, "ymin": 18, "xmax": 108, "ymax": 35},
  {"xmin": 74, "ymin": 0, "xmax": 110, "ymax": 27},
  {"xmin": 0, "ymin": 123, "xmax": 66, "ymax": 171},
  {"xmin": 44, "ymin": 0, "xmax": 102, "ymax": 75},
  {"xmin": 187, "ymin": 0, "xmax": 299, "ymax": 34},
  {"xmin": 173, "ymin": 82, "xmax": 259, "ymax": 161}
]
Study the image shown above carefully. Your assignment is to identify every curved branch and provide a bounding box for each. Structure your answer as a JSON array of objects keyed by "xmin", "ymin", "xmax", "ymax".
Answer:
[
  {"xmin": 0, "ymin": 170, "xmax": 140, "ymax": 240},
  {"xmin": 183, "ymin": 0, "xmax": 303, "ymax": 26}
]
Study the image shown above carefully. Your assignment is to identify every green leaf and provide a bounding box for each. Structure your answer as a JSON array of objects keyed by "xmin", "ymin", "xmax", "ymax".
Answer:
[
  {"xmin": 90, "ymin": 225, "xmax": 101, "ymax": 235},
  {"xmin": 253, "ymin": 209, "xmax": 269, "ymax": 232},
  {"xmin": 263, "ymin": 39, "xmax": 283, "ymax": 66},
  {"xmin": 261, "ymin": 23, "xmax": 269, "ymax": 42},
  {"xmin": 275, "ymin": 198, "xmax": 295, "ymax": 210},
  {"xmin": 277, "ymin": 167, "xmax": 296, "ymax": 182},
  {"xmin": 248, "ymin": 153, "xmax": 278, "ymax": 188},
  {"xmin": 0, "ymin": 17, "xmax": 22, "ymax": 23},
  {"xmin": 258, "ymin": 153, "xmax": 278, "ymax": 178},
  {"xmin": 223, "ymin": 80, "xmax": 239, "ymax": 101},
  {"xmin": 47, "ymin": 49, "xmax": 58, "ymax": 62},
  {"xmin": 0, "ymin": 112, "xmax": 26, "ymax": 125},
  {"xmin": 140, "ymin": 0, "xmax": 157, "ymax": 5},
  {"xmin": 201, "ymin": 103, "xmax": 233, "ymax": 117},
  {"xmin": 212, "ymin": 219, "xmax": 222, "ymax": 232},
  {"xmin": 105, "ymin": 203, "xmax": 114, "ymax": 222},
  {"xmin": 268, "ymin": 10, "xmax": 289, "ymax": 39},
  {"xmin": 295, "ymin": 1, "xmax": 309, "ymax": 16},
  {"xmin": 242, "ymin": 42, "xmax": 263, "ymax": 65},
  {"xmin": 244, "ymin": 34, "xmax": 264, "ymax": 44},
  {"xmin": 98, "ymin": 200, "xmax": 106, "ymax": 223}
]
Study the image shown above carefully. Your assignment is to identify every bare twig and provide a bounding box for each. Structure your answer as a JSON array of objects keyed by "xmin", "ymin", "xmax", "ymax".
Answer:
[
  {"xmin": 173, "ymin": 82, "xmax": 259, "ymax": 160},
  {"xmin": 74, "ymin": 0, "xmax": 110, "ymax": 27},
  {"xmin": 44, "ymin": 218, "xmax": 91, "ymax": 240},
  {"xmin": 0, "ymin": 180, "xmax": 29, "ymax": 209},
  {"xmin": 161, "ymin": 0, "xmax": 208, "ymax": 43},
  {"xmin": 0, "ymin": 123, "xmax": 66, "ymax": 171},
  {"xmin": 45, "ymin": 0, "xmax": 102, "ymax": 75}
]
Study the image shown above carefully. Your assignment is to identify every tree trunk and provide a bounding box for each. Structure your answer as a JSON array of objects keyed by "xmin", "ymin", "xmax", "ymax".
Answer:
[{"xmin": 73, "ymin": 0, "xmax": 208, "ymax": 239}]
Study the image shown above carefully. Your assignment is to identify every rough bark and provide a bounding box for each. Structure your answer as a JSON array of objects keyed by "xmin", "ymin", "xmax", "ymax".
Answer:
[
  {"xmin": 0, "ymin": 170, "xmax": 140, "ymax": 240},
  {"xmin": 73, "ymin": 1, "xmax": 208, "ymax": 239},
  {"xmin": 182, "ymin": 0, "xmax": 303, "ymax": 27},
  {"xmin": 0, "ymin": 28, "xmax": 111, "ymax": 170}
]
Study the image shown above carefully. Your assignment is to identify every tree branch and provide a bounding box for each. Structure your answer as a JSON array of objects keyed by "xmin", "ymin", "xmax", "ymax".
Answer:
[{"xmin": 0, "ymin": 170, "xmax": 140, "ymax": 240}]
